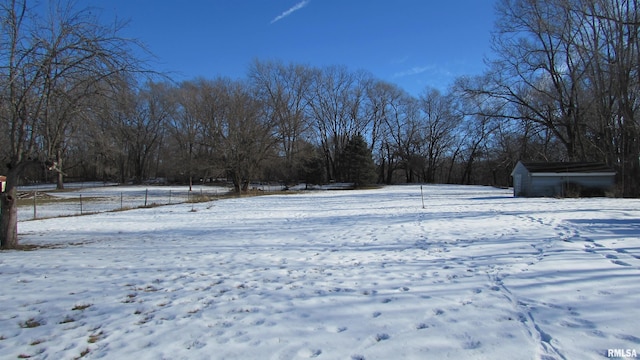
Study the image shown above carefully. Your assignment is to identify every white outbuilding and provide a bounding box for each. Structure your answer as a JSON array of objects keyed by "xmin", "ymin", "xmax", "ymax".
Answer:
[{"xmin": 511, "ymin": 161, "xmax": 616, "ymax": 197}]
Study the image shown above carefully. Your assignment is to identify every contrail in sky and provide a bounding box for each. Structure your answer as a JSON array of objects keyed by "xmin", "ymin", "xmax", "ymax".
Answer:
[{"xmin": 270, "ymin": 0, "xmax": 310, "ymax": 24}]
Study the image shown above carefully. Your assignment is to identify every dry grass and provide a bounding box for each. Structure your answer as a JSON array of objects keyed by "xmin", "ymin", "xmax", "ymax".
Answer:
[
  {"xmin": 75, "ymin": 348, "xmax": 90, "ymax": 359},
  {"xmin": 59, "ymin": 316, "xmax": 76, "ymax": 324},
  {"xmin": 72, "ymin": 304, "xmax": 92, "ymax": 311},
  {"xmin": 17, "ymin": 192, "xmax": 103, "ymax": 207},
  {"xmin": 87, "ymin": 331, "xmax": 103, "ymax": 344},
  {"xmin": 19, "ymin": 318, "xmax": 43, "ymax": 329}
]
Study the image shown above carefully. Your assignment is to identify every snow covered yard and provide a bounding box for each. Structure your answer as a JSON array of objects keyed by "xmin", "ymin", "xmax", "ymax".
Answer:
[{"xmin": 1, "ymin": 185, "xmax": 639, "ymax": 359}]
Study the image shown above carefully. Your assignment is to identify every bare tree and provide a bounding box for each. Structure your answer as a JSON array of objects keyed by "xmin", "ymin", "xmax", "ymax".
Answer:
[
  {"xmin": 305, "ymin": 66, "xmax": 371, "ymax": 181},
  {"xmin": 201, "ymin": 79, "xmax": 276, "ymax": 193},
  {"xmin": 0, "ymin": 0, "xmax": 145, "ymax": 248},
  {"xmin": 248, "ymin": 60, "xmax": 313, "ymax": 183},
  {"xmin": 123, "ymin": 82, "xmax": 169, "ymax": 183},
  {"xmin": 418, "ymin": 88, "xmax": 461, "ymax": 183},
  {"xmin": 487, "ymin": 0, "xmax": 639, "ymax": 196},
  {"xmin": 451, "ymin": 77, "xmax": 501, "ymax": 185},
  {"xmin": 364, "ymin": 80, "xmax": 407, "ymax": 183},
  {"xmin": 168, "ymin": 80, "xmax": 209, "ymax": 190},
  {"xmin": 576, "ymin": 0, "xmax": 640, "ymax": 196},
  {"xmin": 489, "ymin": 0, "xmax": 593, "ymax": 161},
  {"xmin": 376, "ymin": 89, "xmax": 421, "ymax": 183}
]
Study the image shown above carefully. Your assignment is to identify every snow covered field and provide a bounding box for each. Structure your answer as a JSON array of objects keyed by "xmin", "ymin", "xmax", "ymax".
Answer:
[{"xmin": 1, "ymin": 185, "xmax": 639, "ymax": 359}]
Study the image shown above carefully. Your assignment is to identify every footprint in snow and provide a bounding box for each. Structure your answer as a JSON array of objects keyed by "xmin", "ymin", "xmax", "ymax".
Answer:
[
  {"xmin": 298, "ymin": 348, "xmax": 322, "ymax": 358},
  {"xmin": 327, "ymin": 325, "xmax": 347, "ymax": 333},
  {"xmin": 615, "ymin": 334, "xmax": 640, "ymax": 344},
  {"xmin": 185, "ymin": 339, "xmax": 206, "ymax": 350},
  {"xmin": 559, "ymin": 318, "xmax": 596, "ymax": 329},
  {"xmin": 611, "ymin": 259, "xmax": 632, "ymax": 266}
]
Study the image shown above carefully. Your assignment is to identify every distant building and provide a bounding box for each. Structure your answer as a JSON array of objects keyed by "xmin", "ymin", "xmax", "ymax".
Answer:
[{"xmin": 511, "ymin": 161, "xmax": 616, "ymax": 197}]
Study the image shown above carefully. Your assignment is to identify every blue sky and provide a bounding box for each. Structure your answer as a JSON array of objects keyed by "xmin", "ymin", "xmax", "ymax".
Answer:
[{"xmin": 88, "ymin": 1, "xmax": 496, "ymax": 96}]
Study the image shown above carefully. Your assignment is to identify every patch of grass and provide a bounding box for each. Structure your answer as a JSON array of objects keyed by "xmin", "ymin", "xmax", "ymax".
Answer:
[
  {"xmin": 17, "ymin": 354, "xmax": 31, "ymax": 359},
  {"xmin": 59, "ymin": 316, "xmax": 75, "ymax": 324},
  {"xmin": 109, "ymin": 206, "xmax": 134, "ymax": 212},
  {"xmin": 134, "ymin": 285, "xmax": 159, "ymax": 292},
  {"xmin": 1, "ymin": 241, "xmax": 93, "ymax": 251},
  {"xmin": 122, "ymin": 293, "xmax": 137, "ymax": 303},
  {"xmin": 17, "ymin": 193, "xmax": 103, "ymax": 207},
  {"xmin": 87, "ymin": 331, "xmax": 103, "ymax": 344},
  {"xmin": 139, "ymin": 202, "xmax": 163, "ymax": 209},
  {"xmin": 1, "ymin": 244, "xmax": 62, "ymax": 251},
  {"xmin": 19, "ymin": 318, "xmax": 43, "ymax": 328},
  {"xmin": 72, "ymin": 304, "xmax": 92, "ymax": 311},
  {"xmin": 135, "ymin": 316, "xmax": 152, "ymax": 325},
  {"xmin": 30, "ymin": 339, "xmax": 45, "ymax": 346},
  {"xmin": 186, "ymin": 194, "xmax": 218, "ymax": 203},
  {"xmin": 74, "ymin": 347, "xmax": 90, "ymax": 359}
]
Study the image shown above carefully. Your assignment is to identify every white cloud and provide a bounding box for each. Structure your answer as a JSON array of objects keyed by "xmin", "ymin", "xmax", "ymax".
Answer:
[
  {"xmin": 392, "ymin": 65, "xmax": 434, "ymax": 78},
  {"xmin": 270, "ymin": 0, "xmax": 310, "ymax": 24}
]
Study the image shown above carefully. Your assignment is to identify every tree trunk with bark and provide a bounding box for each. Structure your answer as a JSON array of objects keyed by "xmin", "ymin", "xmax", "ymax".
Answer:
[{"xmin": 1, "ymin": 169, "xmax": 20, "ymax": 249}]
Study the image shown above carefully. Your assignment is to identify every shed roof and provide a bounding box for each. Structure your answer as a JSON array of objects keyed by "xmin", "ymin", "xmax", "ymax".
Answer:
[{"xmin": 519, "ymin": 161, "xmax": 615, "ymax": 174}]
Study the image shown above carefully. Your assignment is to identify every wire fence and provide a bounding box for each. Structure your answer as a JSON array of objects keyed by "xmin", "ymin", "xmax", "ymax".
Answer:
[{"xmin": 18, "ymin": 187, "xmax": 232, "ymax": 221}]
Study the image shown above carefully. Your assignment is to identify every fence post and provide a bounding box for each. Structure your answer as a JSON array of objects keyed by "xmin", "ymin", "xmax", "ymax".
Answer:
[
  {"xmin": 80, "ymin": 194, "xmax": 83, "ymax": 215},
  {"xmin": 169, "ymin": 189, "xmax": 172, "ymax": 204},
  {"xmin": 420, "ymin": 185, "xmax": 425, "ymax": 209},
  {"xmin": 120, "ymin": 192, "xmax": 123, "ymax": 210},
  {"xmin": 144, "ymin": 188, "xmax": 148, "ymax": 207},
  {"xmin": 33, "ymin": 190, "xmax": 37, "ymax": 219}
]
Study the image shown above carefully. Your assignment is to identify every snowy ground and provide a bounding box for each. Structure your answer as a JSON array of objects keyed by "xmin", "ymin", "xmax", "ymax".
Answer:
[{"xmin": 1, "ymin": 185, "xmax": 639, "ymax": 359}]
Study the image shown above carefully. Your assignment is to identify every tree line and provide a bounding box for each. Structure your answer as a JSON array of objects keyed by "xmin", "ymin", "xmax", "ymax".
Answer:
[{"xmin": 1, "ymin": 0, "xmax": 639, "ymax": 247}]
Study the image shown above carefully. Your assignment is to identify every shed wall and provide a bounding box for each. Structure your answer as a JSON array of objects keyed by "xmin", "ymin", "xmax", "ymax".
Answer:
[
  {"xmin": 511, "ymin": 163, "xmax": 532, "ymax": 197},
  {"xmin": 530, "ymin": 175, "xmax": 614, "ymax": 197}
]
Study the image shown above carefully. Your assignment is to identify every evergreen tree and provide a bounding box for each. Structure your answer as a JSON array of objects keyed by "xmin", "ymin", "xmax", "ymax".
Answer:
[
  {"xmin": 299, "ymin": 148, "xmax": 326, "ymax": 186},
  {"xmin": 340, "ymin": 134, "xmax": 377, "ymax": 187}
]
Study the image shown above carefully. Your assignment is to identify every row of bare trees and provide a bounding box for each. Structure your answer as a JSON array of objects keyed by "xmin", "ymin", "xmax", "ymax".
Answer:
[
  {"xmin": 39, "ymin": 62, "xmax": 514, "ymax": 192},
  {"xmin": 2, "ymin": 0, "xmax": 638, "ymax": 248}
]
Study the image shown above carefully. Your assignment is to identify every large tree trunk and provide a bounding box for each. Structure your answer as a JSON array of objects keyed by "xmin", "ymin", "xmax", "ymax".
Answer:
[{"xmin": 0, "ymin": 171, "xmax": 20, "ymax": 249}]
